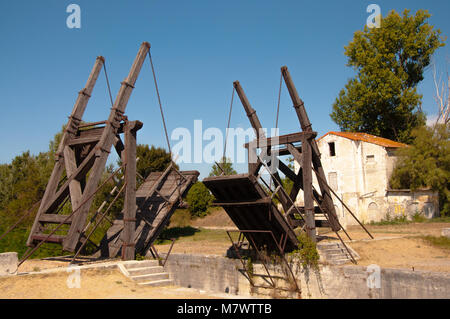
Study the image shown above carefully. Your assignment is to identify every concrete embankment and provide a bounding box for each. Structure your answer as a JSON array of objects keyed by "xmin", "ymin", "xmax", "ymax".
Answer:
[{"xmin": 163, "ymin": 253, "xmax": 450, "ymax": 299}]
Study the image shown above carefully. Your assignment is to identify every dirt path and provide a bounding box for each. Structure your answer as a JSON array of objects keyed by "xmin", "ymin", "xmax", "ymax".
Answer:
[{"xmin": 0, "ymin": 268, "xmax": 222, "ymax": 299}]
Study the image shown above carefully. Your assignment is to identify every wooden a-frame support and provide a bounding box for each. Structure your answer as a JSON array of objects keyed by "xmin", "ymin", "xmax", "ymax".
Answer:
[
  {"xmin": 27, "ymin": 42, "xmax": 150, "ymax": 252},
  {"xmin": 235, "ymin": 66, "xmax": 341, "ymax": 242}
]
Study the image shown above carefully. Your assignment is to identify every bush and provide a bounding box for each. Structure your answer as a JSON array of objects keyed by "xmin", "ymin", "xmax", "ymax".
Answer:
[
  {"xmin": 186, "ymin": 182, "xmax": 214, "ymax": 217},
  {"xmin": 290, "ymin": 232, "xmax": 320, "ymax": 269}
]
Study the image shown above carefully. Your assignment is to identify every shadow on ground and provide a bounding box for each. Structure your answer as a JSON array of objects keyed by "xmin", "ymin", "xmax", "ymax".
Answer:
[{"xmin": 156, "ymin": 226, "xmax": 200, "ymax": 243}]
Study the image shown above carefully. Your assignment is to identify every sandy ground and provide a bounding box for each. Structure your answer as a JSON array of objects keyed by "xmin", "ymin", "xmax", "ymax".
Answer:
[
  {"xmin": 0, "ymin": 268, "xmax": 223, "ymax": 299},
  {"xmin": 3, "ymin": 209, "xmax": 448, "ymax": 299}
]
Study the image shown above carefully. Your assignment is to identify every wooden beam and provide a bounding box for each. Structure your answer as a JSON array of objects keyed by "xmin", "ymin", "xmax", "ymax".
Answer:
[
  {"xmin": 302, "ymin": 136, "xmax": 316, "ymax": 242},
  {"xmin": 38, "ymin": 214, "xmax": 73, "ymax": 224},
  {"xmin": 122, "ymin": 121, "xmax": 139, "ymax": 260},
  {"xmin": 244, "ymin": 131, "xmax": 316, "ymax": 149},
  {"xmin": 211, "ymin": 198, "xmax": 272, "ymax": 207},
  {"xmin": 63, "ymin": 146, "xmax": 83, "ymax": 214}
]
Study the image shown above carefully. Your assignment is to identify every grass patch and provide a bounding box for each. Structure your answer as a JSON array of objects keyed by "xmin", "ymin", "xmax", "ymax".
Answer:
[
  {"xmin": 419, "ymin": 236, "xmax": 450, "ymax": 250},
  {"xmin": 155, "ymin": 227, "xmax": 231, "ymax": 245},
  {"xmin": 423, "ymin": 216, "xmax": 450, "ymax": 223},
  {"xmin": 368, "ymin": 213, "xmax": 450, "ymax": 226},
  {"xmin": 169, "ymin": 209, "xmax": 192, "ymax": 228},
  {"xmin": 369, "ymin": 214, "xmax": 409, "ymax": 226}
]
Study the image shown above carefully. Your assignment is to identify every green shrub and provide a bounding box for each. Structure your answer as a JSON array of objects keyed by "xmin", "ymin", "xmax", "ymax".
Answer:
[
  {"xmin": 411, "ymin": 211, "xmax": 427, "ymax": 223},
  {"xmin": 186, "ymin": 182, "xmax": 214, "ymax": 217},
  {"xmin": 290, "ymin": 233, "xmax": 320, "ymax": 269}
]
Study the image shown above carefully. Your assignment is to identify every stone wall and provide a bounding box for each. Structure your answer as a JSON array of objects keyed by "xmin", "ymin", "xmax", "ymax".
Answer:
[{"xmin": 164, "ymin": 253, "xmax": 450, "ymax": 299}]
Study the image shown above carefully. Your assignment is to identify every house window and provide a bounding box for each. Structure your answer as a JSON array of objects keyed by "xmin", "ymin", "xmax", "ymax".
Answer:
[
  {"xmin": 366, "ymin": 155, "xmax": 375, "ymax": 163},
  {"xmin": 328, "ymin": 142, "xmax": 336, "ymax": 157}
]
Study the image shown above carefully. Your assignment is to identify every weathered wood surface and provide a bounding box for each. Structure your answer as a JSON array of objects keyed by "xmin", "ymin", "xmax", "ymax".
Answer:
[
  {"xmin": 98, "ymin": 169, "xmax": 199, "ymax": 258},
  {"xmin": 27, "ymin": 56, "xmax": 105, "ymax": 248},
  {"xmin": 243, "ymin": 131, "xmax": 317, "ymax": 149},
  {"xmin": 281, "ymin": 66, "xmax": 341, "ymax": 232},
  {"xmin": 27, "ymin": 43, "xmax": 151, "ymax": 252},
  {"xmin": 64, "ymin": 42, "xmax": 150, "ymax": 252},
  {"xmin": 203, "ymin": 174, "xmax": 299, "ymax": 253},
  {"xmin": 122, "ymin": 121, "xmax": 139, "ymax": 260}
]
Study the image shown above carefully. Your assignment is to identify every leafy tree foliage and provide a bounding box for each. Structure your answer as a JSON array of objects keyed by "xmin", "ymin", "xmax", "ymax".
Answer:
[
  {"xmin": 331, "ymin": 9, "xmax": 445, "ymax": 143},
  {"xmin": 390, "ymin": 124, "xmax": 450, "ymax": 215},
  {"xmin": 209, "ymin": 157, "xmax": 237, "ymax": 177},
  {"xmin": 186, "ymin": 182, "xmax": 214, "ymax": 217},
  {"xmin": 135, "ymin": 144, "xmax": 174, "ymax": 179},
  {"xmin": 0, "ymin": 127, "xmax": 65, "ymax": 258}
]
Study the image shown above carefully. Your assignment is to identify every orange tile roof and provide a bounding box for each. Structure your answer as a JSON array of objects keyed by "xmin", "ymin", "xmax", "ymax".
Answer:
[{"xmin": 317, "ymin": 131, "xmax": 408, "ymax": 148}]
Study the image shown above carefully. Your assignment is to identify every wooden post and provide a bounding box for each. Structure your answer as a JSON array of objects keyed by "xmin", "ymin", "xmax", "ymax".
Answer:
[
  {"xmin": 302, "ymin": 137, "xmax": 315, "ymax": 242},
  {"xmin": 122, "ymin": 121, "xmax": 142, "ymax": 260}
]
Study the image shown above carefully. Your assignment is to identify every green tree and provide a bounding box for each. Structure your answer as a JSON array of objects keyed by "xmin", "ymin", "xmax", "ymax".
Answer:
[
  {"xmin": 390, "ymin": 124, "xmax": 450, "ymax": 216},
  {"xmin": 331, "ymin": 9, "xmax": 445, "ymax": 143},
  {"xmin": 135, "ymin": 145, "xmax": 173, "ymax": 179},
  {"xmin": 186, "ymin": 182, "xmax": 214, "ymax": 217},
  {"xmin": 209, "ymin": 157, "xmax": 237, "ymax": 177}
]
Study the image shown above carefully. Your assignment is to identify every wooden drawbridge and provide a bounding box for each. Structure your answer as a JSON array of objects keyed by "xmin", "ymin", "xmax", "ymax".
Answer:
[{"xmin": 98, "ymin": 166, "xmax": 199, "ymax": 258}]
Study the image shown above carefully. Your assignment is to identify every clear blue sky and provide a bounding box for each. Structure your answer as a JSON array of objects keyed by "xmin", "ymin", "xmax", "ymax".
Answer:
[{"xmin": 0, "ymin": 0, "xmax": 448, "ymax": 178}]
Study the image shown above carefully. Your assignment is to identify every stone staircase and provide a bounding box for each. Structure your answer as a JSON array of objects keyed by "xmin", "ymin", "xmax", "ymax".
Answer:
[
  {"xmin": 118, "ymin": 260, "xmax": 173, "ymax": 287},
  {"xmin": 317, "ymin": 242, "xmax": 360, "ymax": 265},
  {"xmin": 248, "ymin": 263, "xmax": 301, "ymax": 299}
]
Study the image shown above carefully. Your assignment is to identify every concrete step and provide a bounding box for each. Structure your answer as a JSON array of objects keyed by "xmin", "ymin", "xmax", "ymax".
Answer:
[
  {"xmin": 319, "ymin": 248, "xmax": 347, "ymax": 254},
  {"xmin": 137, "ymin": 279, "xmax": 174, "ymax": 287},
  {"xmin": 324, "ymin": 252, "xmax": 351, "ymax": 259},
  {"xmin": 122, "ymin": 260, "xmax": 159, "ymax": 269},
  {"xmin": 332, "ymin": 259, "xmax": 351, "ymax": 265},
  {"xmin": 317, "ymin": 243, "xmax": 340, "ymax": 249},
  {"xmin": 130, "ymin": 272, "xmax": 169, "ymax": 282},
  {"xmin": 317, "ymin": 242, "xmax": 359, "ymax": 265},
  {"xmin": 127, "ymin": 266, "xmax": 164, "ymax": 276}
]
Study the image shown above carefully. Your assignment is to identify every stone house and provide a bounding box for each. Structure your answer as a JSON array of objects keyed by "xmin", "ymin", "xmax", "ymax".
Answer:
[{"xmin": 294, "ymin": 131, "xmax": 439, "ymax": 227}]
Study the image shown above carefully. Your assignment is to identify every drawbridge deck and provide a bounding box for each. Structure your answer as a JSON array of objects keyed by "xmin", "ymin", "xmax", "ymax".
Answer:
[
  {"xmin": 99, "ymin": 168, "xmax": 199, "ymax": 258},
  {"xmin": 203, "ymin": 174, "xmax": 299, "ymax": 253}
]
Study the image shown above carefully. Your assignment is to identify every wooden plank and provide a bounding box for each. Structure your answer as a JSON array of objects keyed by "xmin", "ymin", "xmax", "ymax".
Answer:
[
  {"xmin": 31, "ymin": 234, "xmax": 65, "ymax": 244},
  {"xmin": 203, "ymin": 174, "xmax": 299, "ymax": 252},
  {"xmin": 302, "ymin": 137, "xmax": 316, "ymax": 242},
  {"xmin": 39, "ymin": 214, "xmax": 73, "ymax": 224},
  {"xmin": 42, "ymin": 150, "xmax": 96, "ymax": 216},
  {"xmin": 67, "ymin": 136, "xmax": 100, "ymax": 146},
  {"xmin": 63, "ymin": 146, "xmax": 83, "ymax": 212},
  {"xmin": 211, "ymin": 198, "xmax": 271, "ymax": 207},
  {"xmin": 244, "ymin": 131, "xmax": 316, "ymax": 149},
  {"xmin": 122, "ymin": 122, "xmax": 138, "ymax": 260}
]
